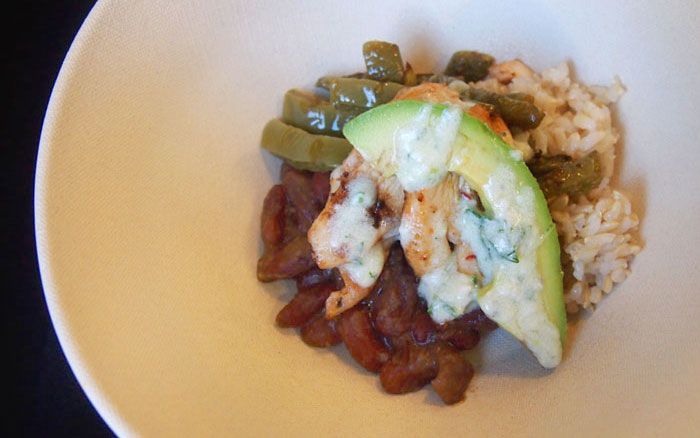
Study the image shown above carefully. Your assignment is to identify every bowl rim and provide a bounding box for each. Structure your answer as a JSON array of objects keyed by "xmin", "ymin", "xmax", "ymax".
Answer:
[
  {"xmin": 34, "ymin": 0, "xmax": 129, "ymax": 435},
  {"xmin": 32, "ymin": 1, "xmax": 700, "ymax": 435}
]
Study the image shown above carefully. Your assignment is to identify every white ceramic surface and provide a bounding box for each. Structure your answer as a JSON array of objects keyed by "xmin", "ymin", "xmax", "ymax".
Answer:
[{"xmin": 36, "ymin": 0, "xmax": 700, "ymax": 436}]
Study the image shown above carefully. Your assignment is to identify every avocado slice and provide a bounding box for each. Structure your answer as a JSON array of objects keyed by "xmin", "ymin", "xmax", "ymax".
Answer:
[{"xmin": 343, "ymin": 99, "xmax": 566, "ymax": 368}]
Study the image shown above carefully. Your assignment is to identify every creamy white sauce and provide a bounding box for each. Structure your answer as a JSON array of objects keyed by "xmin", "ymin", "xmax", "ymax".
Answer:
[
  {"xmin": 342, "ymin": 243, "xmax": 386, "ymax": 287},
  {"xmin": 393, "ymin": 105, "xmax": 462, "ymax": 192},
  {"xmin": 453, "ymin": 206, "xmax": 522, "ymax": 284},
  {"xmin": 327, "ymin": 176, "xmax": 377, "ymax": 262},
  {"xmin": 509, "ymin": 149, "xmax": 524, "ymax": 161},
  {"xmin": 329, "ymin": 104, "xmax": 563, "ymax": 367},
  {"xmin": 418, "ymin": 252, "xmax": 477, "ymax": 324},
  {"xmin": 470, "ymin": 165, "xmax": 561, "ymax": 368}
]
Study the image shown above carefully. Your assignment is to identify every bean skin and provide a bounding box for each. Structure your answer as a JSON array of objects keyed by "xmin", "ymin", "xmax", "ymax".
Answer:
[
  {"xmin": 296, "ymin": 266, "xmax": 343, "ymax": 291},
  {"xmin": 438, "ymin": 314, "xmax": 481, "ymax": 351},
  {"xmin": 259, "ymin": 182, "xmax": 319, "ymax": 282},
  {"xmin": 453, "ymin": 308, "xmax": 498, "ymax": 333},
  {"xmin": 380, "ymin": 342, "xmax": 437, "ymax": 394},
  {"xmin": 411, "ymin": 303, "xmax": 438, "ymax": 345},
  {"xmin": 371, "ymin": 245, "xmax": 418, "ymax": 338},
  {"xmin": 257, "ymin": 235, "xmax": 316, "ymax": 282},
  {"xmin": 431, "ymin": 344, "xmax": 474, "ymax": 405},
  {"xmin": 438, "ymin": 326, "xmax": 480, "ymax": 351},
  {"xmin": 337, "ymin": 307, "xmax": 391, "ymax": 373},
  {"xmin": 276, "ymin": 282, "xmax": 335, "ymax": 328},
  {"xmin": 261, "ymin": 163, "xmax": 493, "ymax": 404},
  {"xmin": 311, "ymin": 171, "xmax": 331, "ymax": 206},
  {"xmin": 300, "ymin": 313, "xmax": 342, "ymax": 348},
  {"xmin": 435, "ymin": 308, "xmax": 495, "ymax": 350},
  {"xmin": 260, "ymin": 184, "xmax": 286, "ymax": 250},
  {"xmin": 281, "ymin": 165, "xmax": 323, "ymax": 233}
]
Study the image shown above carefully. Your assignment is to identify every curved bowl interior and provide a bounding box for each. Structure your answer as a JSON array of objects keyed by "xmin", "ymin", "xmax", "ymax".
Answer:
[{"xmin": 36, "ymin": 0, "xmax": 700, "ymax": 435}]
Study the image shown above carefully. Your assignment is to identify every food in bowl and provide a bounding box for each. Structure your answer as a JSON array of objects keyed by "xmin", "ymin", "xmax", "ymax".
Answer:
[{"xmin": 257, "ymin": 41, "xmax": 641, "ymax": 404}]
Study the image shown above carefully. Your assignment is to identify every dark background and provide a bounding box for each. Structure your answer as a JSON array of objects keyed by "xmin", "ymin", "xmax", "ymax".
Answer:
[{"xmin": 6, "ymin": 2, "xmax": 112, "ymax": 436}]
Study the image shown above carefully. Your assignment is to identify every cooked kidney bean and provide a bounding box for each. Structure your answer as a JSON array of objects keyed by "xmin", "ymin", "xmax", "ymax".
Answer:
[
  {"xmin": 276, "ymin": 282, "xmax": 335, "ymax": 328},
  {"xmin": 297, "ymin": 266, "xmax": 343, "ymax": 291},
  {"xmin": 453, "ymin": 308, "xmax": 499, "ymax": 332},
  {"xmin": 261, "ymin": 167, "xmax": 491, "ymax": 405},
  {"xmin": 371, "ymin": 245, "xmax": 418, "ymax": 338},
  {"xmin": 431, "ymin": 344, "xmax": 474, "ymax": 405},
  {"xmin": 438, "ymin": 322, "xmax": 480, "ymax": 351},
  {"xmin": 411, "ymin": 305, "xmax": 438, "ymax": 345},
  {"xmin": 257, "ymin": 235, "xmax": 316, "ymax": 282},
  {"xmin": 281, "ymin": 165, "xmax": 324, "ymax": 232},
  {"xmin": 436, "ymin": 308, "xmax": 497, "ymax": 350},
  {"xmin": 260, "ymin": 184, "xmax": 286, "ymax": 249},
  {"xmin": 280, "ymin": 192, "xmax": 304, "ymax": 239},
  {"xmin": 311, "ymin": 171, "xmax": 331, "ymax": 206},
  {"xmin": 300, "ymin": 313, "xmax": 342, "ymax": 347},
  {"xmin": 337, "ymin": 306, "xmax": 391, "ymax": 373},
  {"xmin": 380, "ymin": 342, "xmax": 437, "ymax": 394},
  {"xmin": 441, "ymin": 328, "xmax": 480, "ymax": 351},
  {"xmin": 278, "ymin": 161, "xmax": 293, "ymax": 180}
]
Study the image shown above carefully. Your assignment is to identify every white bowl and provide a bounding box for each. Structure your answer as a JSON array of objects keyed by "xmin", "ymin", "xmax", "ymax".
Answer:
[{"xmin": 36, "ymin": 0, "xmax": 700, "ymax": 435}]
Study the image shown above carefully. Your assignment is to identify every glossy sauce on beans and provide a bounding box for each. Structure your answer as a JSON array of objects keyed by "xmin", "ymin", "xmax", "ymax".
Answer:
[
  {"xmin": 301, "ymin": 313, "xmax": 341, "ymax": 347},
  {"xmin": 370, "ymin": 245, "xmax": 419, "ymax": 338},
  {"xmin": 260, "ymin": 169, "xmax": 495, "ymax": 404}
]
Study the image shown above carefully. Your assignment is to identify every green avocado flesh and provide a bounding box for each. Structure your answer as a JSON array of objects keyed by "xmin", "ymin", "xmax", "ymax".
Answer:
[{"xmin": 343, "ymin": 99, "xmax": 567, "ymax": 356}]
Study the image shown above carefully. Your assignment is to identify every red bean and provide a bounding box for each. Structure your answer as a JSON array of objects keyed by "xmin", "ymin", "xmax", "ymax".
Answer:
[
  {"xmin": 300, "ymin": 313, "xmax": 341, "ymax": 348},
  {"xmin": 281, "ymin": 166, "xmax": 322, "ymax": 233},
  {"xmin": 431, "ymin": 344, "xmax": 474, "ymax": 405},
  {"xmin": 438, "ymin": 320, "xmax": 480, "ymax": 351},
  {"xmin": 276, "ymin": 282, "xmax": 335, "ymax": 328},
  {"xmin": 257, "ymin": 235, "xmax": 316, "ymax": 282},
  {"xmin": 440, "ymin": 327, "xmax": 480, "ymax": 351},
  {"xmin": 337, "ymin": 307, "xmax": 391, "ymax": 373},
  {"xmin": 261, "ymin": 170, "xmax": 490, "ymax": 404},
  {"xmin": 453, "ymin": 308, "xmax": 498, "ymax": 332},
  {"xmin": 282, "ymin": 202, "xmax": 303, "ymax": 241},
  {"xmin": 434, "ymin": 308, "xmax": 496, "ymax": 350},
  {"xmin": 279, "ymin": 162, "xmax": 294, "ymax": 180},
  {"xmin": 311, "ymin": 171, "xmax": 331, "ymax": 206},
  {"xmin": 380, "ymin": 342, "xmax": 437, "ymax": 394},
  {"xmin": 411, "ymin": 306, "xmax": 438, "ymax": 345},
  {"xmin": 260, "ymin": 185, "xmax": 286, "ymax": 249},
  {"xmin": 371, "ymin": 245, "xmax": 418, "ymax": 338},
  {"xmin": 297, "ymin": 266, "xmax": 343, "ymax": 291}
]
